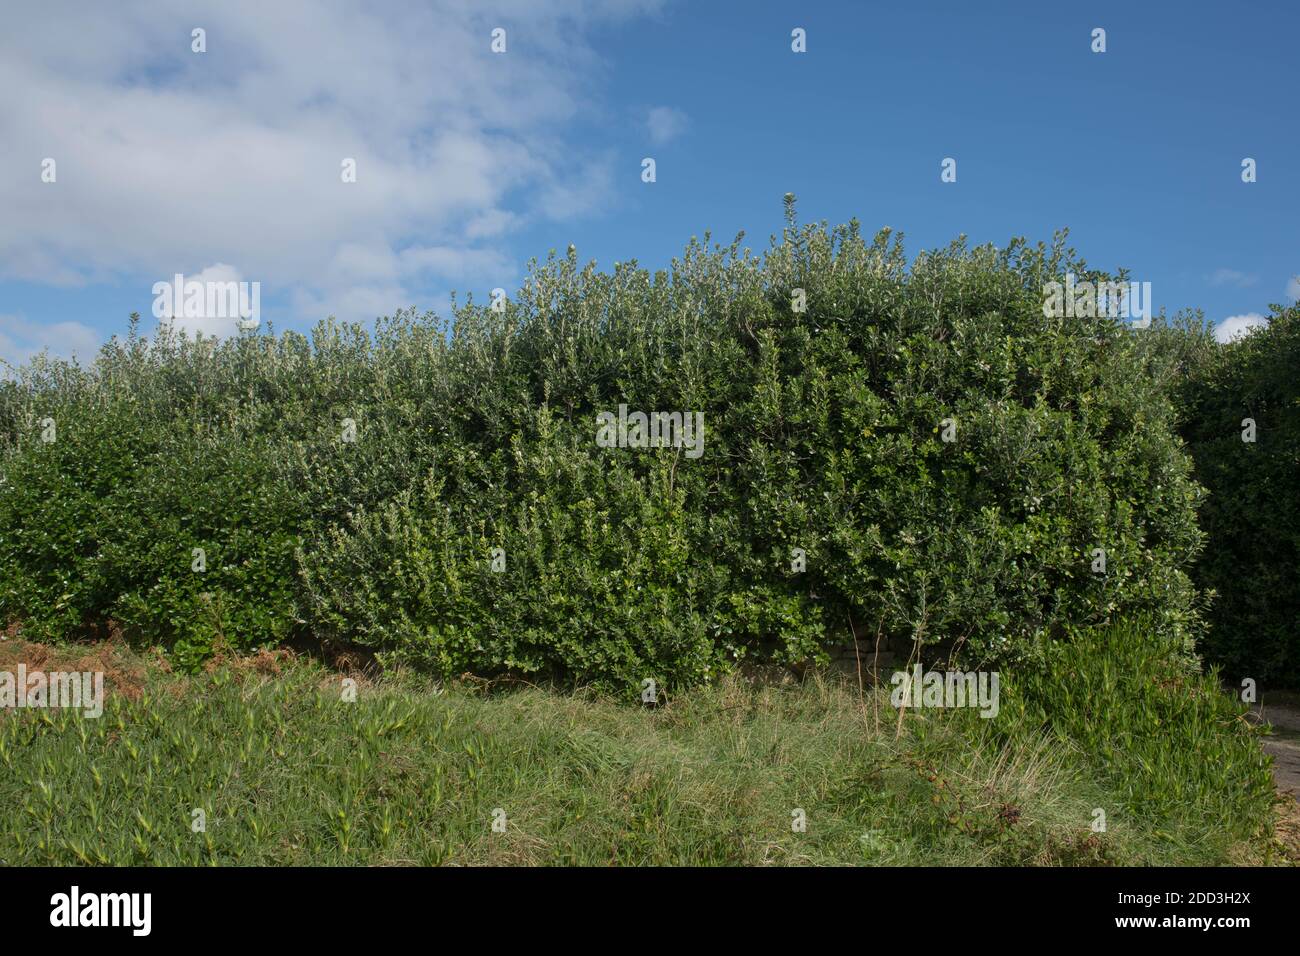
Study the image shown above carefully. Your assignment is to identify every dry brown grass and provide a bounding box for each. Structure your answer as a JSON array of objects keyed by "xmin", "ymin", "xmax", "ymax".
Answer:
[{"xmin": 0, "ymin": 635, "xmax": 148, "ymax": 700}]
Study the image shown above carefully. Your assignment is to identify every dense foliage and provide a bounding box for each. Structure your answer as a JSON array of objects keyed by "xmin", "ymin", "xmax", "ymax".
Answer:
[
  {"xmin": 1179, "ymin": 304, "xmax": 1300, "ymax": 685},
  {"xmin": 994, "ymin": 617, "xmax": 1273, "ymax": 824},
  {"xmin": 0, "ymin": 207, "xmax": 1208, "ymax": 691}
]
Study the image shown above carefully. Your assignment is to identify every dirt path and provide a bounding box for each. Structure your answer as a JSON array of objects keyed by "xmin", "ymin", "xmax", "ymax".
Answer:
[{"xmin": 1250, "ymin": 701, "xmax": 1300, "ymax": 802}]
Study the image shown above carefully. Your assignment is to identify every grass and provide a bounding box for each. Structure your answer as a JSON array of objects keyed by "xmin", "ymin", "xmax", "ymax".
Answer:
[{"xmin": 0, "ymin": 636, "xmax": 1288, "ymax": 866}]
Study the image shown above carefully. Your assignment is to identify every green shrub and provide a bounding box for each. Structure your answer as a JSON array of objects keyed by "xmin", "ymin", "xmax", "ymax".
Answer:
[
  {"xmin": 993, "ymin": 618, "xmax": 1274, "ymax": 830},
  {"xmin": 1178, "ymin": 304, "xmax": 1300, "ymax": 685},
  {"xmin": 0, "ymin": 206, "xmax": 1208, "ymax": 691}
]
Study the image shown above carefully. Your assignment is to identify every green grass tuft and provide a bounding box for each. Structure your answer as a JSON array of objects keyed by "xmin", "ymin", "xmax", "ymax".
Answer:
[{"xmin": 0, "ymin": 626, "xmax": 1280, "ymax": 866}]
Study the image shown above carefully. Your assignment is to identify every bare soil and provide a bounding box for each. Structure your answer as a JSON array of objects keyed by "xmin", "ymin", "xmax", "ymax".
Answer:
[{"xmin": 1250, "ymin": 699, "xmax": 1300, "ymax": 803}]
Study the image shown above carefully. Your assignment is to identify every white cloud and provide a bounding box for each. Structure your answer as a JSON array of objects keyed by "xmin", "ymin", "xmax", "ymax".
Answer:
[
  {"xmin": 1207, "ymin": 268, "xmax": 1259, "ymax": 288},
  {"xmin": 646, "ymin": 106, "xmax": 689, "ymax": 145},
  {"xmin": 1287, "ymin": 275, "xmax": 1300, "ymax": 300},
  {"xmin": 0, "ymin": 0, "xmax": 664, "ymax": 337},
  {"xmin": 532, "ymin": 151, "xmax": 618, "ymax": 221},
  {"xmin": 1215, "ymin": 312, "xmax": 1268, "ymax": 343},
  {"xmin": 397, "ymin": 246, "xmax": 516, "ymax": 281},
  {"xmin": 0, "ymin": 314, "xmax": 100, "ymax": 368},
  {"xmin": 464, "ymin": 209, "xmax": 520, "ymax": 241},
  {"xmin": 156, "ymin": 263, "xmax": 254, "ymax": 339}
]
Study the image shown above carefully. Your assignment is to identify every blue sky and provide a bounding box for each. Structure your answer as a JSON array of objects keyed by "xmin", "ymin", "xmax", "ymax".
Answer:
[{"xmin": 2, "ymin": 0, "xmax": 1296, "ymax": 364}]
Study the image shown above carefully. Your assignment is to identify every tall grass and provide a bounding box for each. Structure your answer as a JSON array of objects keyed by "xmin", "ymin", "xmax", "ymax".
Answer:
[{"xmin": 0, "ymin": 622, "xmax": 1278, "ymax": 866}]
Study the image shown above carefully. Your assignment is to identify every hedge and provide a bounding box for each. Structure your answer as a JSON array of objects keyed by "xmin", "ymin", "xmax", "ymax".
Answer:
[
  {"xmin": 1178, "ymin": 303, "xmax": 1300, "ymax": 685},
  {"xmin": 0, "ymin": 204, "xmax": 1207, "ymax": 692}
]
